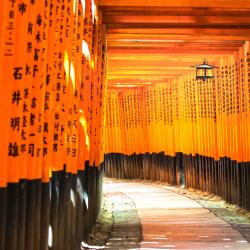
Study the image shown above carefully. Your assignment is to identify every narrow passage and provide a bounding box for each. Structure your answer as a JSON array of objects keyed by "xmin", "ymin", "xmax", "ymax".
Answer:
[{"xmin": 101, "ymin": 179, "xmax": 250, "ymax": 250}]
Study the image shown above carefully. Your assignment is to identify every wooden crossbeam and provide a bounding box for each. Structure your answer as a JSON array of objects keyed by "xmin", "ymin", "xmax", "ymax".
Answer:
[
  {"xmin": 108, "ymin": 47, "xmax": 238, "ymax": 54},
  {"xmin": 100, "ymin": 6, "xmax": 250, "ymax": 17},
  {"xmin": 104, "ymin": 15, "xmax": 250, "ymax": 25},
  {"xmin": 107, "ymin": 28, "xmax": 250, "ymax": 36},
  {"xmin": 98, "ymin": 0, "xmax": 250, "ymax": 85},
  {"xmin": 98, "ymin": 0, "xmax": 250, "ymax": 8},
  {"xmin": 107, "ymin": 34, "xmax": 250, "ymax": 42}
]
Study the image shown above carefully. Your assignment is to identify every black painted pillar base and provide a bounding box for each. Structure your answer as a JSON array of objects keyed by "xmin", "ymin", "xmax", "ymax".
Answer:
[{"xmin": 0, "ymin": 187, "xmax": 7, "ymax": 250}]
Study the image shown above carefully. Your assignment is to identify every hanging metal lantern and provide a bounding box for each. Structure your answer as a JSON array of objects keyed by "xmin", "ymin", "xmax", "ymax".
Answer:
[{"xmin": 192, "ymin": 59, "xmax": 218, "ymax": 81}]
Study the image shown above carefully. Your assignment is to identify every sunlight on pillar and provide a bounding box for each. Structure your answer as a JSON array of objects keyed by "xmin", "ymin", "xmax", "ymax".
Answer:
[
  {"xmin": 71, "ymin": 188, "xmax": 76, "ymax": 208},
  {"xmin": 70, "ymin": 62, "xmax": 76, "ymax": 92},
  {"xmin": 48, "ymin": 225, "xmax": 53, "ymax": 248},
  {"xmin": 73, "ymin": 0, "xmax": 77, "ymax": 15},
  {"xmin": 64, "ymin": 50, "xmax": 70, "ymax": 85},
  {"xmin": 91, "ymin": 59, "xmax": 95, "ymax": 69},
  {"xmin": 80, "ymin": 0, "xmax": 86, "ymax": 18},
  {"xmin": 91, "ymin": 0, "xmax": 98, "ymax": 22},
  {"xmin": 82, "ymin": 40, "xmax": 91, "ymax": 62},
  {"xmin": 79, "ymin": 109, "xmax": 90, "ymax": 152}
]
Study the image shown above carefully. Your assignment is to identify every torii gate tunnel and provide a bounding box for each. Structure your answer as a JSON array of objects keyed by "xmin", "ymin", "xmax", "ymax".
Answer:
[{"xmin": 0, "ymin": 0, "xmax": 250, "ymax": 249}]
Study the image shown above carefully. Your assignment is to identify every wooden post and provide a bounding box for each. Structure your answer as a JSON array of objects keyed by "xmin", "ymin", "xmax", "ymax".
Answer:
[
  {"xmin": 17, "ymin": 180, "xmax": 27, "ymax": 250},
  {"xmin": 0, "ymin": 187, "xmax": 7, "ymax": 250},
  {"xmin": 40, "ymin": 182, "xmax": 50, "ymax": 250}
]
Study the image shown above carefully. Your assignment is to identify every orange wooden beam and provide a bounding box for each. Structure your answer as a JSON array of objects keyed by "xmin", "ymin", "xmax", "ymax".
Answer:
[
  {"xmin": 107, "ymin": 28, "xmax": 250, "ymax": 36},
  {"xmin": 107, "ymin": 33, "xmax": 249, "ymax": 42},
  {"xmin": 98, "ymin": 0, "xmax": 250, "ymax": 8}
]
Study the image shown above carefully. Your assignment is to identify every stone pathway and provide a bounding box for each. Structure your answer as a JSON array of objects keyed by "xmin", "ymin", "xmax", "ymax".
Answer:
[
  {"xmin": 105, "ymin": 192, "xmax": 142, "ymax": 249},
  {"xmin": 84, "ymin": 189, "xmax": 142, "ymax": 250},
  {"xmin": 153, "ymin": 182, "xmax": 250, "ymax": 245},
  {"xmin": 84, "ymin": 179, "xmax": 250, "ymax": 250}
]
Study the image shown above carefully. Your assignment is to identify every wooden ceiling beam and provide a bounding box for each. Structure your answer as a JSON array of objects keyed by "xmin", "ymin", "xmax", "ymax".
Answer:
[
  {"xmin": 107, "ymin": 76, "xmax": 175, "ymax": 80},
  {"xmin": 98, "ymin": 1, "xmax": 249, "ymax": 85},
  {"xmin": 108, "ymin": 61, "xmax": 216, "ymax": 67},
  {"xmin": 107, "ymin": 34, "xmax": 250, "ymax": 42},
  {"xmin": 108, "ymin": 47, "xmax": 238, "ymax": 55},
  {"xmin": 108, "ymin": 42, "xmax": 243, "ymax": 49},
  {"xmin": 97, "ymin": 0, "xmax": 250, "ymax": 8},
  {"xmin": 107, "ymin": 28, "xmax": 250, "ymax": 37},
  {"xmin": 106, "ymin": 23, "xmax": 250, "ymax": 29},
  {"xmin": 100, "ymin": 6, "xmax": 250, "ymax": 17},
  {"xmin": 107, "ymin": 78, "xmax": 170, "ymax": 83},
  {"xmin": 103, "ymin": 15, "xmax": 250, "ymax": 25},
  {"xmin": 107, "ymin": 54, "xmax": 230, "ymax": 61},
  {"xmin": 108, "ymin": 73, "xmax": 188, "ymax": 78},
  {"xmin": 108, "ymin": 73, "xmax": 192, "ymax": 77},
  {"xmin": 108, "ymin": 67, "xmax": 193, "ymax": 73}
]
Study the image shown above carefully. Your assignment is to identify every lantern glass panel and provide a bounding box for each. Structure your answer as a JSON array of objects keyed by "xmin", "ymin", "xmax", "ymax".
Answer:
[
  {"xmin": 206, "ymin": 68, "xmax": 213, "ymax": 77},
  {"xmin": 197, "ymin": 68, "xmax": 206, "ymax": 77}
]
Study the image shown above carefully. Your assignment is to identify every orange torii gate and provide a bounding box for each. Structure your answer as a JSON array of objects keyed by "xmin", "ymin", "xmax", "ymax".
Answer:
[
  {"xmin": 1, "ymin": 1, "xmax": 250, "ymax": 250},
  {"xmin": 0, "ymin": 0, "xmax": 107, "ymax": 249}
]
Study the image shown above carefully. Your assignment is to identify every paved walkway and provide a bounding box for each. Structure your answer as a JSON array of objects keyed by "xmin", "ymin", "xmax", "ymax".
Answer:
[
  {"xmin": 105, "ymin": 192, "xmax": 142, "ymax": 249},
  {"xmin": 103, "ymin": 179, "xmax": 250, "ymax": 250}
]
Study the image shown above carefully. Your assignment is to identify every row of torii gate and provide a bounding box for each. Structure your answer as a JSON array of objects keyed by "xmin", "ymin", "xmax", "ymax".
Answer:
[{"xmin": 0, "ymin": 0, "xmax": 250, "ymax": 249}]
